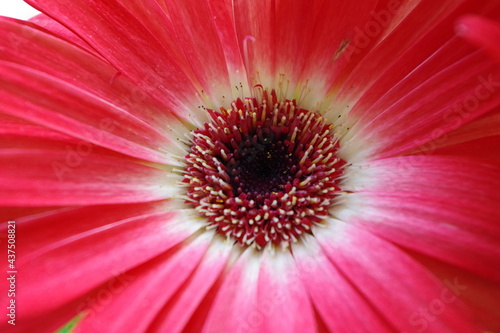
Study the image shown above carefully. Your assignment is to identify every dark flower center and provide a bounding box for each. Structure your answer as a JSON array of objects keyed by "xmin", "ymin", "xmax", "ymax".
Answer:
[
  {"xmin": 231, "ymin": 130, "xmax": 295, "ymax": 197},
  {"xmin": 183, "ymin": 90, "xmax": 345, "ymax": 248}
]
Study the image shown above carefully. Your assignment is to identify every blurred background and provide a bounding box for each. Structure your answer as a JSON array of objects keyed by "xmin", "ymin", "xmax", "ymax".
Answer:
[{"xmin": 0, "ymin": 1, "xmax": 41, "ymax": 20}]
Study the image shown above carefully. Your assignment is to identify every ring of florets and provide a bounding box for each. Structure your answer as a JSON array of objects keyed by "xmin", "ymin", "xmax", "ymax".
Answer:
[{"xmin": 182, "ymin": 90, "xmax": 344, "ymax": 248}]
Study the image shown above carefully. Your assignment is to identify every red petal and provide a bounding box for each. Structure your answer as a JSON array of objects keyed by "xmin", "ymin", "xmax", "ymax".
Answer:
[
  {"xmin": 0, "ymin": 60, "xmax": 186, "ymax": 164},
  {"xmin": 293, "ymin": 0, "xmax": 378, "ymax": 93},
  {"xmin": 25, "ymin": 0, "xmax": 203, "ymax": 115},
  {"xmin": 0, "ymin": 17, "xmax": 195, "ymax": 145},
  {"xmin": 148, "ymin": 240, "xmax": 232, "ymax": 333},
  {"xmin": 29, "ymin": 14, "xmax": 101, "ymax": 56},
  {"xmin": 342, "ymin": 156, "xmax": 500, "ymax": 280},
  {"xmin": 0, "ymin": 17, "xmax": 179, "ymax": 132},
  {"xmin": 231, "ymin": 0, "xmax": 276, "ymax": 90},
  {"xmin": 293, "ymin": 235, "xmax": 391, "ymax": 332},
  {"xmin": 0, "ymin": 297, "xmax": 85, "ymax": 333},
  {"xmin": 256, "ymin": 249, "xmax": 316, "ymax": 333},
  {"xmin": 234, "ymin": 0, "xmax": 379, "ymax": 97},
  {"xmin": 202, "ymin": 248, "xmax": 262, "ymax": 333},
  {"xmin": 0, "ymin": 125, "xmax": 179, "ymax": 206},
  {"xmin": 409, "ymin": 106, "xmax": 500, "ymax": 157},
  {"xmin": 73, "ymin": 232, "xmax": 213, "ymax": 333},
  {"xmin": 457, "ymin": 15, "xmax": 500, "ymax": 62},
  {"xmin": 0, "ymin": 206, "xmax": 60, "ymax": 221},
  {"xmin": 412, "ymin": 254, "xmax": 500, "ymax": 332},
  {"xmin": 317, "ymin": 221, "xmax": 484, "ymax": 332},
  {"xmin": 207, "ymin": 0, "xmax": 250, "ymax": 97},
  {"xmin": 428, "ymin": 135, "xmax": 500, "ymax": 162},
  {"xmin": 10, "ymin": 202, "xmax": 202, "ymax": 318},
  {"xmin": 342, "ymin": 51, "xmax": 500, "ymax": 161},
  {"xmin": 331, "ymin": 1, "xmax": 494, "ymax": 108},
  {"xmin": 163, "ymin": 0, "xmax": 238, "ymax": 107}
]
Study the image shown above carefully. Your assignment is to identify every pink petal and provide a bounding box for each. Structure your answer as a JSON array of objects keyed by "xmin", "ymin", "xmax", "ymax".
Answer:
[
  {"xmin": 9, "ymin": 202, "xmax": 203, "ymax": 318},
  {"xmin": 332, "ymin": 1, "xmax": 492, "ymax": 108},
  {"xmin": 342, "ymin": 50, "xmax": 500, "ymax": 161},
  {"xmin": 233, "ymin": 0, "xmax": 379, "ymax": 97},
  {"xmin": 0, "ymin": 206, "xmax": 60, "ymax": 221},
  {"xmin": 148, "ymin": 239, "xmax": 232, "ymax": 333},
  {"xmin": 29, "ymin": 14, "xmax": 101, "ymax": 56},
  {"xmin": 0, "ymin": 297, "xmax": 85, "ymax": 333},
  {"xmin": 341, "ymin": 155, "xmax": 500, "ymax": 280},
  {"xmin": 162, "ymin": 0, "xmax": 239, "ymax": 107},
  {"xmin": 413, "ymin": 254, "xmax": 500, "ymax": 332},
  {"xmin": 202, "ymin": 248, "xmax": 262, "ymax": 333},
  {"xmin": 231, "ymin": 0, "xmax": 276, "ymax": 90},
  {"xmin": 255, "ymin": 249, "xmax": 316, "ymax": 333},
  {"xmin": 457, "ymin": 15, "xmax": 500, "ymax": 61},
  {"xmin": 192, "ymin": 247, "xmax": 316, "ymax": 333},
  {"xmin": 0, "ymin": 125, "xmax": 179, "ymax": 206},
  {"xmin": 73, "ymin": 232, "xmax": 214, "ymax": 333},
  {"xmin": 293, "ymin": 235, "xmax": 391, "ymax": 332},
  {"xmin": 409, "ymin": 106, "xmax": 500, "ymax": 155},
  {"xmin": 294, "ymin": 0, "xmax": 378, "ymax": 92},
  {"xmin": 206, "ymin": 0, "xmax": 250, "ymax": 96},
  {"xmin": 26, "ymin": 0, "xmax": 204, "ymax": 115},
  {"xmin": 429, "ymin": 135, "xmax": 500, "ymax": 162},
  {"xmin": 0, "ymin": 17, "xmax": 183, "ymax": 140},
  {"xmin": 316, "ymin": 221, "xmax": 484, "ymax": 332},
  {"xmin": 0, "ymin": 59, "xmax": 188, "ymax": 164},
  {"xmin": 334, "ymin": 34, "xmax": 474, "ymax": 126}
]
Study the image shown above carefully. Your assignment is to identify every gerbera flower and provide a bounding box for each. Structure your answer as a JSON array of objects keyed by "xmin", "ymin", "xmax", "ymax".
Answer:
[{"xmin": 1, "ymin": 0, "xmax": 500, "ymax": 332}]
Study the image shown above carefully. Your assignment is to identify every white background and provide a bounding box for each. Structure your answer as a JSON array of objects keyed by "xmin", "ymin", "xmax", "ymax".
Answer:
[{"xmin": 0, "ymin": 1, "xmax": 41, "ymax": 20}]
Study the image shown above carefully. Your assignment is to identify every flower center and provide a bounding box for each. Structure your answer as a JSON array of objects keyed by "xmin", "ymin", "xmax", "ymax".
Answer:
[{"xmin": 183, "ymin": 90, "xmax": 345, "ymax": 248}]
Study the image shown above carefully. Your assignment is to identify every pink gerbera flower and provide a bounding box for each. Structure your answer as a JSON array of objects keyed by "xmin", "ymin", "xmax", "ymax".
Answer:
[{"xmin": 1, "ymin": 0, "xmax": 500, "ymax": 332}]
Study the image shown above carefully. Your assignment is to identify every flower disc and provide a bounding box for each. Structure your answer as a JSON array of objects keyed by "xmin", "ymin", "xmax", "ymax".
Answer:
[{"xmin": 183, "ymin": 90, "xmax": 345, "ymax": 248}]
